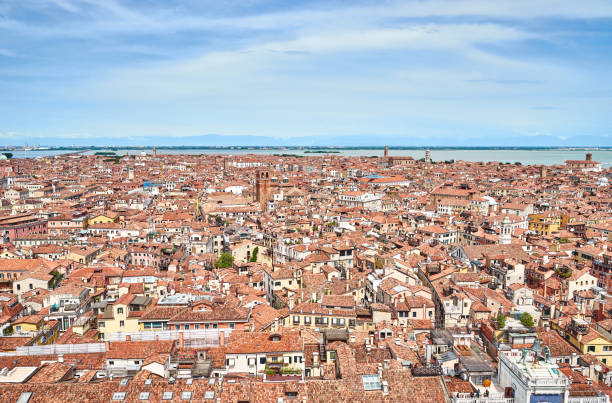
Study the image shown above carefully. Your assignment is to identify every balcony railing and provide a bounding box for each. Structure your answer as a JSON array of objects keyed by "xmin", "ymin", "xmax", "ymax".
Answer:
[{"xmin": 567, "ymin": 396, "xmax": 609, "ymax": 403}]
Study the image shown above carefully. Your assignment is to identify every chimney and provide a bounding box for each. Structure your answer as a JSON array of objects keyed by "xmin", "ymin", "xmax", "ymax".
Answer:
[
  {"xmin": 178, "ymin": 332, "xmax": 184, "ymax": 349},
  {"xmin": 219, "ymin": 330, "xmax": 225, "ymax": 346}
]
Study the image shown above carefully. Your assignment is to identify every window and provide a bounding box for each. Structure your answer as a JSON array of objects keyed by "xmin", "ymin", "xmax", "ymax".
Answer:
[
  {"xmin": 412, "ymin": 311, "xmax": 417, "ymax": 318},
  {"xmin": 139, "ymin": 392, "xmax": 150, "ymax": 400},
  {"xmin": 112, "ymin": 392, "xmax": 126, "ymax": 401},
  {"xmin": 195, "ymin": 324, "xmax": 200, "ymax": 330},
  {"xmin": 226, "ymin": 358, "xmax": 235, "ymax": 367},
  {"xmin": 362, "ymin": 374, "xmax": 381, "ymax": 391},
  {"xmin": 588, "ymin": 346, "xmax": 596, "ymax": 352},
  {"xmin": 304, "ymin": 316, "xmax": 311, "ymax": 324},
  {"xmin": 184, "ymin": 324, "xmax": 190, "ymax": 330},
  {"xmin": 99, "ymin": 321, "xmax": 105, "ymax": 328},
  {"xmin": 293, "ymin": 316, "xmax": 300, "ymax": 324},
  {"xmin": 181, "ymin": 392, "xmax": 193, "ymax": 400},
  {"xmin": 162, "ymin": 392, "xmax": 173, "ymax": 400},
  {"xmin": 248, "ymin": 358, "xmax": 256, "ymax": 366},
  {"xmin": 119, "ymin": 320, "xmax": 125, "ymax": 327},
  {"xmin": 117, "ymin": 307, "xmax": 124, "ymax": 314},
  {"xmin": 604, "ymin": 346, "xmax": 612, "ymax": 352},
  {"xmin": 229, "ymin": 323, "xmax": 234, "ymax": 329},
  {"xmin": 260, "ymin": 357, "xmax": 266, "ymax": 364}
]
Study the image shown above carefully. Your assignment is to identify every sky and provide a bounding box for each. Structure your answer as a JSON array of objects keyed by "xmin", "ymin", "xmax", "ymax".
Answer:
[{"xmin": 1, "ymin": 0, "xmax": 612, "ymax": 144}]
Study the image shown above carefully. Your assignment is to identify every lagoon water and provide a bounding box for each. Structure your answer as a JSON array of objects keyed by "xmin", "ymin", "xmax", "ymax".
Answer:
[{"xmin": 14, "ymin": 148, "xmax": 612, "ymax": 167}]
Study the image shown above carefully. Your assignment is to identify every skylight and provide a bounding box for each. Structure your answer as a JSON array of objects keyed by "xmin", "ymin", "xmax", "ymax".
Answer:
[
  {"xmin": 17, "ymin": 393, "xmax": 33, "ymax": 403},
  {"xmin": 111, "ymin": 392, "xmax": 126, "ymax": 401},
  {"xmin": 362, "ymin": 374, "xmax": 382, "ymax": 391}
]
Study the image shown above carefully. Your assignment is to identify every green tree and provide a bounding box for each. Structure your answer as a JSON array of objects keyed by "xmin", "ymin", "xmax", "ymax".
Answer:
[
  {"xmin": 520, "ymin": 312, "xmax": 534, "ymax": 327},
  {"xmin": 215, "ymin": 252, "xmax": 234, "ymax": 268},
  {"xmin": 1, "ymin": 152, "xmax": 13, "ymax": 159},
  {"xmin": 249, "ymin": 247, "xmax": 259, "ymax": 262},
  {"xmin": 496, "ymin": 313, "xmax": 506, "ymax": 329}
]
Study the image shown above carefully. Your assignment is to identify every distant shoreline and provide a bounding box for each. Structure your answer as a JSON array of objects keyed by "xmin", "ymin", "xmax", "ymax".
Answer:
[{"xmin": 3, "ymin": 146, "xmax": 612, "ymax": 151}]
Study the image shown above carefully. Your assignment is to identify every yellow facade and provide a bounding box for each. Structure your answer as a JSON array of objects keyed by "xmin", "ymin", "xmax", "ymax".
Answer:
[
  {"xmin": 98, "ymin": 302, "xmax": 141, "ymax": 340},
  {"xmin": 528, "ymin": 214, "xmax": 561, "ymax": 236},
  {"xmin": 12, "ymin": 322, "xmax": 40, "ymax": 334},
  {"xmin": 87, "ymin": 214, "xmax": 118, "ymax": 226},
  {"xmin": 565, "ymin": 332, "xmax": 612, "ymax": 365},
  {"xmin": 285, "ymin": 312, "xmax": 364, "ymax": 331}
]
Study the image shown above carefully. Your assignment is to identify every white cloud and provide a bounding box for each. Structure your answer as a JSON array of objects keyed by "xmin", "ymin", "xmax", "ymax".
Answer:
[{"xmin": 0, "ymin": 48, "xmax": 15, "ymax": 57}]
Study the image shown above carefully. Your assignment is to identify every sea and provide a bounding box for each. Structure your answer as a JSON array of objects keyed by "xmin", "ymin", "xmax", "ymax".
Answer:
[{"xmin": 10, "ymin": 148, "xmax": 612, "ymax": 168}]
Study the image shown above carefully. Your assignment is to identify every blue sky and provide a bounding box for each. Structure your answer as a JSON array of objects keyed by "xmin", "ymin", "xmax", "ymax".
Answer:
[{"xmin": 1, "ymin": 0, "xmax": 611, "ymax": 143}]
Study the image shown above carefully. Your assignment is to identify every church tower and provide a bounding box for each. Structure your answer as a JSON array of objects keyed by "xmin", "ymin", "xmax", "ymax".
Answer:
[
  {"xmin": 384, "ymin": 145, "xmax": 389, "ymax": 158},
  {"xmin": 500, "ymin": 216, "xmax": 512, "ymax": 245},
  {"xmin": 255, "ymin": 169, "xmax": 271, "ymax": 210}
]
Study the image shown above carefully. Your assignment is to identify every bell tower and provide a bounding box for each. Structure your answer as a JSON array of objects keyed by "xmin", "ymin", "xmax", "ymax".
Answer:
[
  {"xmin": 255, "ymin": 169, "xmax": 270, "ymax": 210},
  {"xmin": 500, "ymin": 216, "xmax": 512, "ymax": 245}
]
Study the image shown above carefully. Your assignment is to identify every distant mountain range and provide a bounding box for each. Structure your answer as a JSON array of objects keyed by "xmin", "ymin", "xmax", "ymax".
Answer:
[{"xmin": 4, "ymin": 134, "xmax": 612, "ymax": 148}]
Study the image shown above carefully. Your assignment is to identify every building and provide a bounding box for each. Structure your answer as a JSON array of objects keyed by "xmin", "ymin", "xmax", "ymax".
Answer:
[
  {"xmin": 255, "ymin": 168, "xmax": 271, "ymax": 210},
  {"xmin": 338, "ymin": 191, "xmax": 383, "ymax": 211},
  {"xmin": 0, "ymin": 214, "xmax": 47, "ymax": 244},
  {"xmin": 498, "ymin": 348, "xmax": 570, "ymax": 402},
  {"xmin": 98, "ymin": 294, "xmax": 152, "ymax": 340},
  {"xmin": 565, "ymin": 153, "xmax": 602, "ymax": 172}
]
